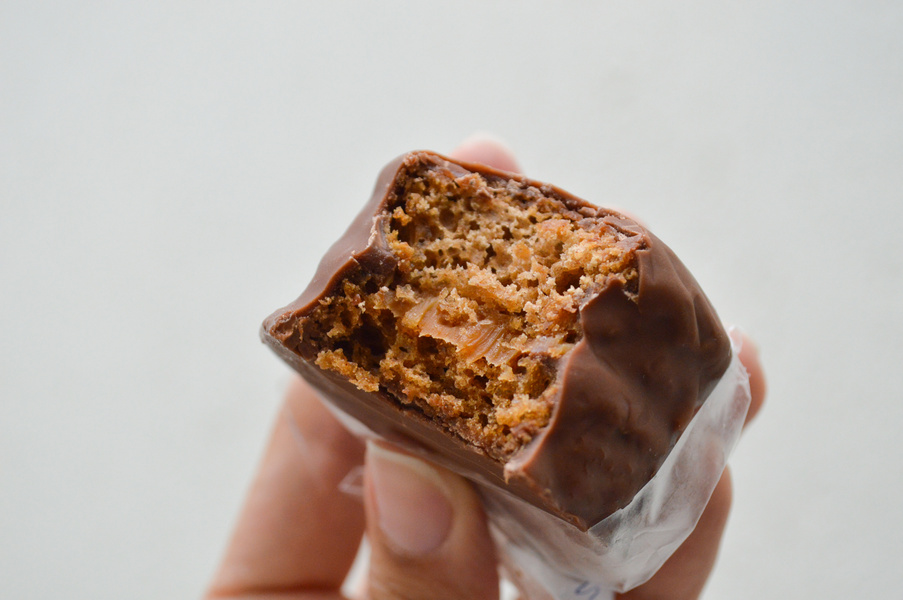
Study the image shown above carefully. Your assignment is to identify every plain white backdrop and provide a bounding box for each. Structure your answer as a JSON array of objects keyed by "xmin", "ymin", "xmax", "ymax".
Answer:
[{"xmin": 2, "ymin": 2, "xmax": 901, "ymax": 598}]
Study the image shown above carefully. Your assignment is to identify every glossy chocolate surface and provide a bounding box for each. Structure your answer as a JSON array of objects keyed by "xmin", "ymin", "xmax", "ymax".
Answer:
[{"xmin": 262, "ymin": 151, "xmax": 731, "ymax": 530}]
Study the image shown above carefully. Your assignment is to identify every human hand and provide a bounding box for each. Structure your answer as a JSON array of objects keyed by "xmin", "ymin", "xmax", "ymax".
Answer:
[{"xmin": 206, "ymin": 135, "xmax": 767, "ymax": 600}]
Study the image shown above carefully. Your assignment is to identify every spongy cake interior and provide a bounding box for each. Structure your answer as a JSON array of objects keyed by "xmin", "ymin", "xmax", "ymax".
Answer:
[{"xmin": 295, "ymin": 161, "xmax": 642, "ymax": 461}]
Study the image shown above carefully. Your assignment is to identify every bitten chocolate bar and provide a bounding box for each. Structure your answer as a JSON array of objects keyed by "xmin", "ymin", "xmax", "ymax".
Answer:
[{"xmin": 262, "ymin": 151, "xmax": 730, "ymax": 530}]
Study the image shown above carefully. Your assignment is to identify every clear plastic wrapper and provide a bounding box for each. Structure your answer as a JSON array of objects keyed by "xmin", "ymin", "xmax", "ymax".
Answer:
[{"xmin": 320, "ymin": 330, "xmax": 751, "ymax": 598}]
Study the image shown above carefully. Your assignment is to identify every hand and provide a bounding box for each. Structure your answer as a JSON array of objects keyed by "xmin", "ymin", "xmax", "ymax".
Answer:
[{"xmin": 205, "ymin": 135, "xmax": 767, "ymax": 600}]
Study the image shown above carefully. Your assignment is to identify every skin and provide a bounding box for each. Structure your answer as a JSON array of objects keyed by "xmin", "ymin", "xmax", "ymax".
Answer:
[{"xmin": 206, "ymin": 135, "xmax": 767, "ymax": 600}]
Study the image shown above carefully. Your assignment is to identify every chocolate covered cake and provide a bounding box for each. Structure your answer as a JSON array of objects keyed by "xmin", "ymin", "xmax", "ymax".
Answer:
[{"xmin": 262, "ymin": 151, "xmax": 731, "ymax": 530}]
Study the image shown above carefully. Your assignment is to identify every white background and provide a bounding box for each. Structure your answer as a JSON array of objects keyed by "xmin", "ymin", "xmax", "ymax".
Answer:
[{"xmin": 2, "ymin": 2, "xmax": 901, "ymax": 598}]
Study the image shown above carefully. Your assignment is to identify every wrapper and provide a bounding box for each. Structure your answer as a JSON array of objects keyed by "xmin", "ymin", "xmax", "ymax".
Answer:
[{"xmin": 319, "ymin": 331, "xmax": 750, "ymax": 598}]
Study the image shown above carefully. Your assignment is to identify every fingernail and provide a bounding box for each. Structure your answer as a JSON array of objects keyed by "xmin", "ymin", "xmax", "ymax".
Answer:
[
  {"xmin": 459, "ymin": 131, "xmax": 512, "ymax": 148},
  {"xmin": 727, "ymin": 324, "xmax": 746, "ymax": 351},
  {"xmin": 452, "ymin": 132, "xmax": 521, "ymax": 172},
  {"xmin": 728, "ymin": 324, "xmax": 761, "ymax": 356},
  {"xmin": 367, "ymin": 442, "xmax": 454, "ymax": 556}
]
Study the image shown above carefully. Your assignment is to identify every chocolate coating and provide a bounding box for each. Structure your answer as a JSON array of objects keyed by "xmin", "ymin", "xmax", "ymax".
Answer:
[{"xmin": 262, "ymin": 151, "xmax": 731, "ymax": 530}]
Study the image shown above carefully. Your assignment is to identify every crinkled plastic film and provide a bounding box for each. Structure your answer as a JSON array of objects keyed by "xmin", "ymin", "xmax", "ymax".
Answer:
[{"xmin": 319, "ymin": 330, "xmax": 751, "ymax": 599}]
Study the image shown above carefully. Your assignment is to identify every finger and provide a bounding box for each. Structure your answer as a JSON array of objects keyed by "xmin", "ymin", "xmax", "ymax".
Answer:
[
  {"xmin": 737, "ymin": 333, "xmax": 766, "ymax": 427},
  {"xmin": 207, "ymin": 377, "xmax": 366, "ymax": 598},
  {"xmin": 364, "ymin": 442, "xmax": 499, "ymax": 600},
  {"xmin": 451, "ymin": 133, "xmax": 522, "ymax": 173},
  {"xmin": 618, "ymin": 468, "xmax": 733, "ymax": 600}
]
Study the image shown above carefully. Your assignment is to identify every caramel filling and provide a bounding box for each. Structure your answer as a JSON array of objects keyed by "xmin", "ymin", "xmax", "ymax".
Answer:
[{"xmin": 298, "ymin": 163, "xmax": 641, "ymax": 460}]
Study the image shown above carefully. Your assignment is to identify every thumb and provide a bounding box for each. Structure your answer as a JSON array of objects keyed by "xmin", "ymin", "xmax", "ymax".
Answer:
[{"xmin": 364, "ymin": 441, "xmax": 499, "ymax": 600}]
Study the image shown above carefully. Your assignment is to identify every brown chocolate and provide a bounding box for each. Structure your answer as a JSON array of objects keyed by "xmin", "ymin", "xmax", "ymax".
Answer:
[{"xmin": 261, "ymin": 151, "xmax": 731, "ymax": 530}]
